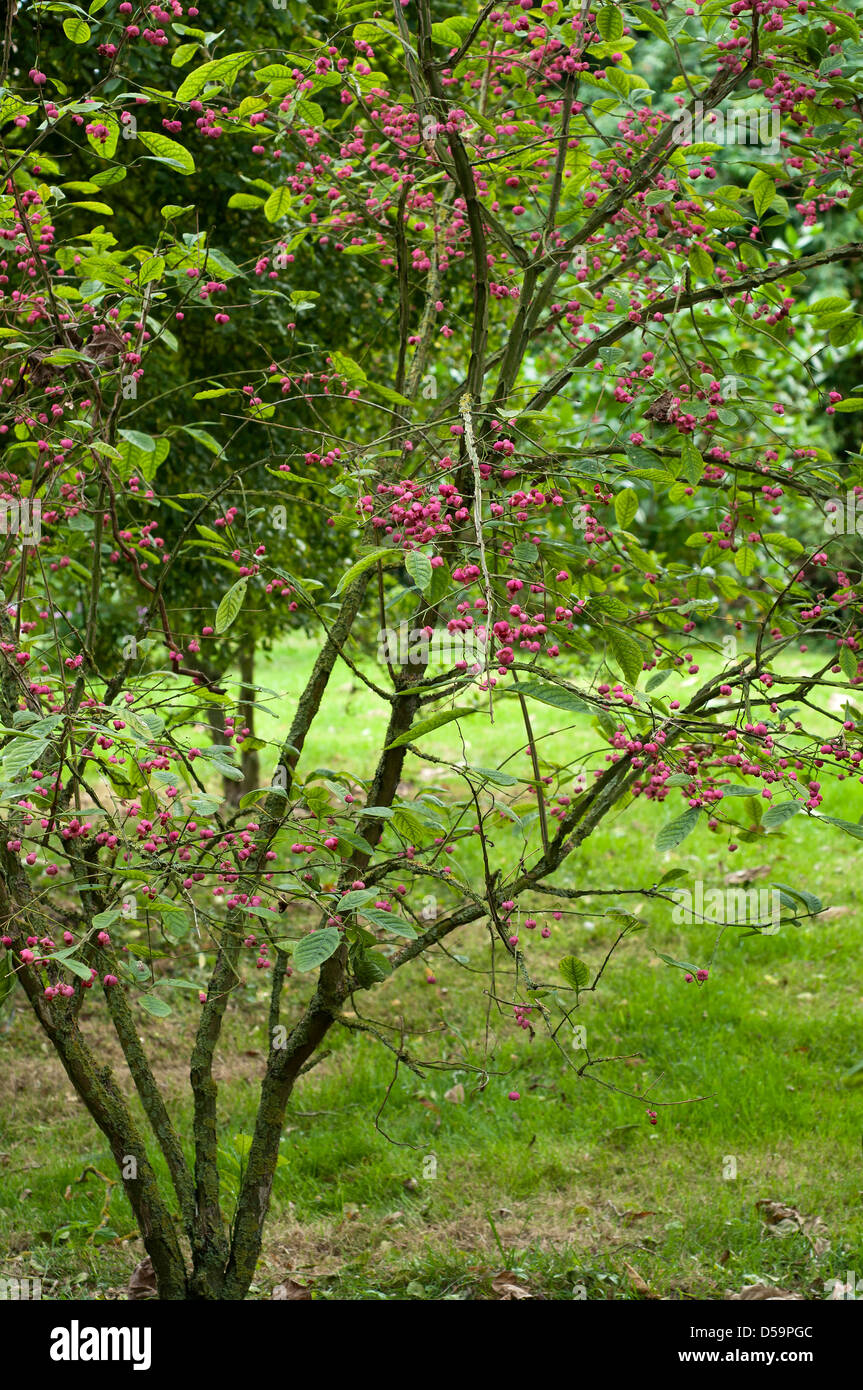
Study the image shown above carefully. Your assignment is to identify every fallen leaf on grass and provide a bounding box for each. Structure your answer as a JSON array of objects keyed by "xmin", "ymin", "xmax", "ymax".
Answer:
[
  {"xmin": 444, "ymin": 1083, "xmax": 465, "ymax": 1104},
  {"xmin": 755, "ymin": 1199, "xmax": 830, "ymax": 1256},
  {"xmin": 756, "ymin": 1199, "xmax": 802, "ymax": 1227},
  {"xmin": 272, "ymin": 1278, "xmax": 312, "ymax": 1300},
  {"xmin": 126, "ymin": 1257, "xmax": 157, "ymax": 1301},
  {"xmin": 724, "ymin": 865, "xmax": 771, "ymax": 885},
  {"xmin": 624, "ymin": 1262, "xmax": 657, "ymax": 1298},
  {"xmin": 491, "ymin": 1271, "xmax": 533, "ymax": 1300}
]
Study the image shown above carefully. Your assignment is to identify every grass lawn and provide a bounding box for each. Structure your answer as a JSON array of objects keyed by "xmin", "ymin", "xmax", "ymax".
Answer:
[{"xmin": 2, "ymin": 635, "xmax": 861, "ymax": 1300}]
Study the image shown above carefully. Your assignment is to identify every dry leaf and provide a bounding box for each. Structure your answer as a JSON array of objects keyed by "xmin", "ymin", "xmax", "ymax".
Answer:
[
  {"xmin": 127, "ymin": 1257, "xmax": 157, "ymax": 1301},
  {"xmin": 491, "ymin": 1271, "xmax": 532, "ymax": 1301},
  {"xmin": 272, "ymin": 1278, "xmax": 312, "ymax": 1301},
  {"xmin": 756, "ymin": 1199, "xmax": 802, "ymax": 1226},
  {"xmin": 724, "ymin": 865, "xmax": 771, "ymax": 885},
  {"xmin": 644, "ymin": 389, "xmax": 676, "ymax": 423},
  {"xmin": 444, "ymin": 1083, "xmax": 465, "ymax": 1104},
  {"xmin": 755, "ymin": 1199, "xmax": 830, "ymax": 1257},
  {"xmin": 624, "ymin": 1262, "xmax": 656, "ymax": 1298}
]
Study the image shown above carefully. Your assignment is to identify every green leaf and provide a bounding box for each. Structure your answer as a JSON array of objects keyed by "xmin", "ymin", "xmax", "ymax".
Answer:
[
  {"xmin": 626, "ymin": 444, "xmax": 662, "ymax": 471},
  {"xmin": 193, "ymin": 387, "xmax": 238, "ymax": 400},
  {"xmin": 405, "ymin": 550, "xmax": 433, "ymax": 593},
  {"xmin": 1, "ymin": 737, "xmax": 48, "ymax": 777},
  {"xmin": 333, "ymin": 547, "xmax": 402, "ymax": 596},
  {"xmin": 263, "ymin": 186, "xmax": 292, "ymax": 221},
  {"xmin": 631, "ymin": 4, "xmax": 670, "ymax": 39},
  {"xmin": 426, "ymin": 558, "xmax": 451, "ymax": 607},
  {"xmin": 510, "ymin": 680, "xmax": 588, "ymax": 714},
  {"xmin": 749, "ymin": 170, "xmax": 775, "ymax": 220},
  {"xmin": 182, "ymin": 425, "xmax": 222, "ymax": 455},
  {"xmin": 139, "ymin": 994, "xmax": 173, "ymax": 1018},
  {"xmin": 762, "ymin": 800, "xmax": 802, "ymax": 829},
  {"xmin": 830, "ymin": 316, "xmax": 861, "ymax": 349},
  {"xmin": 770, "ymin": 881, "xmax": 822, "ymax": 915},
  {"xmin": 387, "ymin": 707, "xmax": 481, "ymax": 749},
  {"xmin": 646, "ymin": 669, "xmax": 670, "ymax": 692},
  {"xmin": 63, "ymin": 17, "xmax": 91, "ymax": 42},
  {"xmin": 470, "ymin": 766, "xmax": 520, "ymax": 787},
  {"xmin": 119, "ymin": 429, "xmax": 156, "ymax": 453},
  {"xmin": 172, "ymin": 42, "xmax": 199, "ymax": 68},
  {"xmin": 337, "ymin": 888, "xmax": 378, "ymax": 911},
  {"xmin": 735, "ymin": 543, "xmax": 757, "ymax": 577},
  {"xmin": 92, "ymin": 909, "xmax": 121, "ymax": 931},
  {"xmin": 512, "ymin": 540, "xmax": 539, "ymax": 565},
  {"xmin": 292, "ymin": 926, "xmax": 341, "ymax": 972},
  {"xmin": 658, "ymin": 867, "xmax": 689, "ymax": 885},
  {"xmin": 46, "ymin": 952, "xmax": 92, "ymax": 981},
  {"xmin": 655, "ymin": 805, "xmax": 701, "ymax": 851},
  {"xmin": 681, "ymin": 437, "xmax": 704, "ymax": 485},
  {"xmin": 654, "ymin": 950, "xmax": 702, "ymax": 975},
  {"xmin": 559, "ymin": 956, "xmax": 590, "ymax": 991},
  {"xmin": 596, "ymin": 4, "xmax": 624, "ymax": 41},
  {"xmin": 614, "ymin": 489, "xmax": 638, "ymax": 529},
  {"xmin": 689, "ymin": 244, "xmax": 713, "ymax": 281},
  {"xmin": 175, "ymin": 51, "xmax": 254, "ymax": 101},
  {"xmin": 818, "ymin": 815, "xmax": 863, "ymax": 844},
  {"xmin": 840, "ymin": 644, "xmax": 858, "ymax": 680},
  {"xmin": 351, "ymin": 948, "xmax": 392, "ymax": 987},
  {"xmin": 329, "ymin": 351, "xmax": 364, "ymax": 384},
  {"xmin": 609, "ymin": 627, "xmax": 643, "ymax": 686},
  {"xmin": 137, "ymin": 130, "xmax": 196, "ymax": 175},
  {"xmin": 215, "ymin": 578, "xmax": 248, "ymax": 634},
  {"xmin": 227, "ymin": 193, "xmax": 265, "ymax": 211},
  {"xmin": 360, "ymin": 908, "xmax": 416, "ymax": 937}
]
